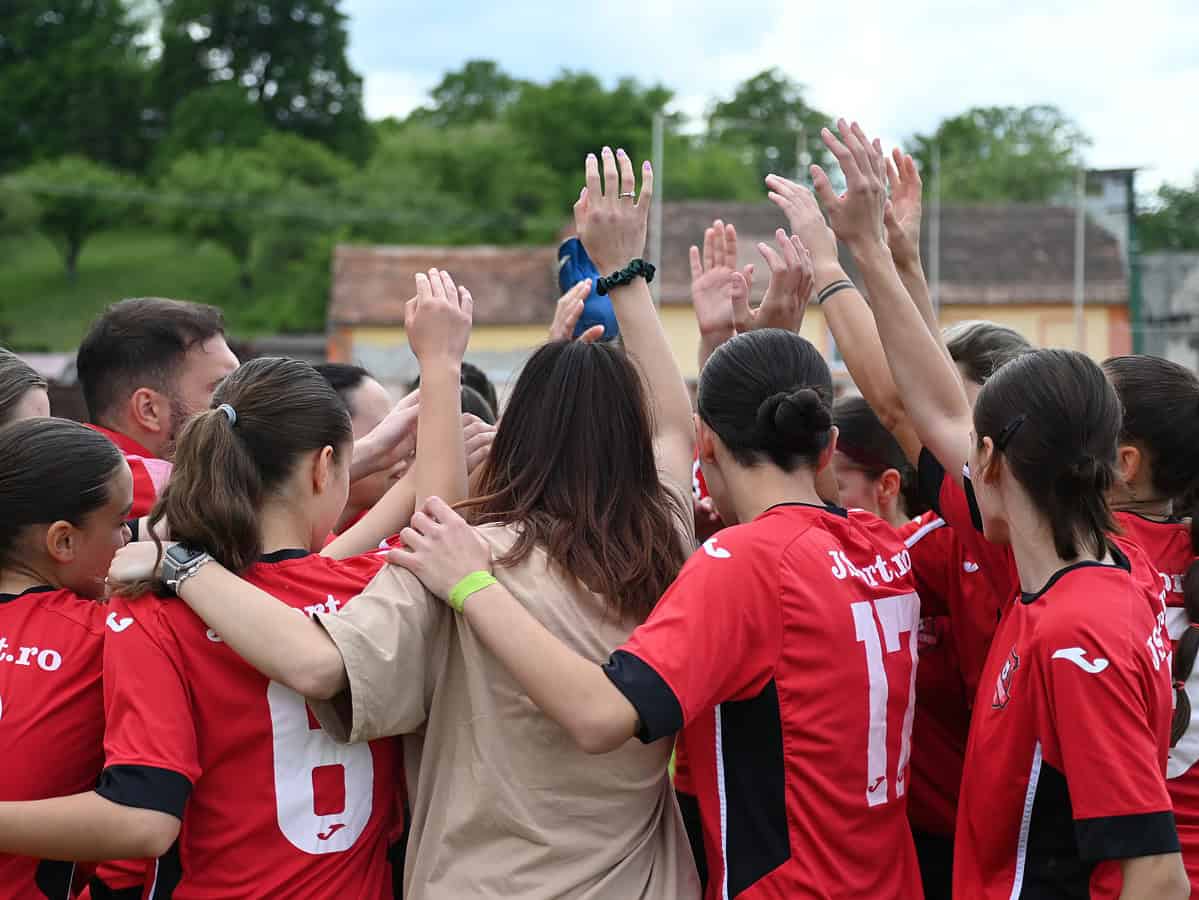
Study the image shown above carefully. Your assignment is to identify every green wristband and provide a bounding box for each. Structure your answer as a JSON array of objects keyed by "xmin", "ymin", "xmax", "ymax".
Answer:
[{"xmin": 449, "ymin": 571, "xmax": 498, "ymax": 614}]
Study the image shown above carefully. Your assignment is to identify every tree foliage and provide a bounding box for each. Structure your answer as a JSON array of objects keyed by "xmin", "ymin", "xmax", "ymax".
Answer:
[
  {"xmin": 156, "ymin": 0, "xmax": 371, "ymax": 162},
  {"xmin": 0, "ymin": 1, "xmax": 154, "ymax": 172},
  {"xmin": 407, "ymin": 60, "xmax": 524, "ymax": 128},
  {"xmin": 6, "ymin": 155, "xmax": 135, "ymax": 279},
  {"xmin": 708, "ymin": 69, "xmax": 831, "ymax": 182},
  {"xmin": 911, "ymin": 105, "xmax": 1090, "ymax": 203},
  {"xmin": 1139, "ymin": 175, "xmax": 1199, "ymax": 252}
]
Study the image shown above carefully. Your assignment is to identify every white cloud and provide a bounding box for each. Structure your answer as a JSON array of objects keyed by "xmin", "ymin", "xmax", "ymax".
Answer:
[{"xmin": 347, "ymin": 0, "xmax": 1199, "ymax": 190}]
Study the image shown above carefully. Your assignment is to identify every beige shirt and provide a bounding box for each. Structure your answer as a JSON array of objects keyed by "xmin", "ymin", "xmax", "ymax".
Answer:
[{"xmin": 310, "ymin": 488, "xmax": 700, "ymax": 900}]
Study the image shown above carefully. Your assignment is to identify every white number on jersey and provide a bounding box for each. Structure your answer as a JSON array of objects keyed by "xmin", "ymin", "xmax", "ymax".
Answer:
[
  {"xmin": 851, "ymin": 592, "xmax": 920, "ymax": 807},
  {"xmin": 266, "ymin": 681, "xmax": 375, "ymax": 853}
]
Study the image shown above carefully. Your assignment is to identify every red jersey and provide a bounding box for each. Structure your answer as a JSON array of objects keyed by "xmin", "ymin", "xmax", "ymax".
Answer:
[
  {"xmin": 898, "ymin": 512, "xmax": 970, "ymax": 838},
  {"xmin": 955, "ymin": 550, "xmax": 1176, "ymax": 898},
  {"xmin": 0, "ymin": 586, "xmax": 109, "ymax": 899},
  {"xmin": 1115, "ymin": 513, "xmax": 1199, "ymax": 888},
  {"xmin": 86, "ymin": 426, "xmax": 172, "ymax": 519},
  {"xmin": 605, "ymin": 503, "xmax": 923, "ymax": 899},
  {"xmin": 98, "ymin": 550, "xmax": 400, "ymax": 899}
]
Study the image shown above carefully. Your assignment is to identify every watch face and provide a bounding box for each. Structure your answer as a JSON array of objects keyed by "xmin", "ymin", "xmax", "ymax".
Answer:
[{"xmin": 166, "ymin": 544, "xmax": 201, "ymax": 566}]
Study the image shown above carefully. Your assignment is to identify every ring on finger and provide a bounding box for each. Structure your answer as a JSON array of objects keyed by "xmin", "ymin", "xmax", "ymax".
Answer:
[{"xmin": 618, "ymin": 192, "xmax": 636, "ymax": 200}]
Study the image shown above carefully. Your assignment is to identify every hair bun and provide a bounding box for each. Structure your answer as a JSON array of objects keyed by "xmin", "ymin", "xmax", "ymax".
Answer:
[{"xmin": 756, "ymin": 388, "xmax": 833, "ymax": 448}]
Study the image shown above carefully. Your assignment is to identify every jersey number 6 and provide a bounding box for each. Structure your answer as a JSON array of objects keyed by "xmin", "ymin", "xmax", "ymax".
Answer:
[
  {"xmin": 267, "ymin": 682, "xmax": 375, "ymax": 853},
  {"xmin": 851, "ymin": 592, "xmax": 920, "ymax": 808}
]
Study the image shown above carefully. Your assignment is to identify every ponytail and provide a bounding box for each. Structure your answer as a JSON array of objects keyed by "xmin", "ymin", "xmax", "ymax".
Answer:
[{"xmin": 115, "ymin": 357, "xmax": 352, "ymax": 596}]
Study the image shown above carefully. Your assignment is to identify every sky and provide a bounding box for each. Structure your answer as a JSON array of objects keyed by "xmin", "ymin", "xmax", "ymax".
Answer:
[{"xmin": 343, "ymin": 0, "xmax": 1199, "ymax": 193}]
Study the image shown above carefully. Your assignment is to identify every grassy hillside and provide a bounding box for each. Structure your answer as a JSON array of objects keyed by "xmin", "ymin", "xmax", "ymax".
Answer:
[{"xmin": 0, "ymin": 229, "xmax": 323, "ymax": 351}]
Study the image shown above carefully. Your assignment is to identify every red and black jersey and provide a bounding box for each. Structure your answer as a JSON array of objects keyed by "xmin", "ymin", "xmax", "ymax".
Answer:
[
  {"xmin": 956, "ymin": 550, "xmax": 1176, "ymax": 898},
  {"xmin": 605, "ymin": 502, "xmax": 923, "ymax": 899},
  {"xmin": 86, "ymin": 426, "xmax": 172, "ymax": 519},
  {"xmin": 0, "ymin": 586, "xmax": 108, "ymax": 899},
  {"xmin": 1116, "ymin": 513, "xmax": 1199, "ymax": 889},
  {"xmin": 98, "ymin": 550, "xmax": 400, "ymax": 900},
  {"xmin": 897, "ymin": 512, "xmax": 970, "ymax": 839}
]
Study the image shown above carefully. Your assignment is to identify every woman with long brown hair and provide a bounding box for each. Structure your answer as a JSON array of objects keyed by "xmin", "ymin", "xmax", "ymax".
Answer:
[{"xmin": 106, "ymin": 147, "xmax": 757, "ymax": 898}]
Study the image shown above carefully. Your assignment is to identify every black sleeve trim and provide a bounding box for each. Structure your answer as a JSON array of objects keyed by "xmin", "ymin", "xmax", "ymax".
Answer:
[
  {"xmin": 602, "ymin": 649, "xmax": 684, "ymax": 743},
  {"xmin": 95, "ymin": 765, "xmax": 192, "ymax": 819},
  {"xmin": 917, "ymin": 447, "xmax": 946, "ymax": 516},
  {"xmin": 1074, "ymin": 810, "xmax": 1180, "ymax": 861},
  {"xmin": 126, "ymin": 518, "xmax": 140, "ymax": 543}
]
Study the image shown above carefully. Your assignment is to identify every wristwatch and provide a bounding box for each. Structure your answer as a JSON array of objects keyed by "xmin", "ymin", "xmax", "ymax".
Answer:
[{"xmin": 161, "ymin": 544, "xmax": 213, "ymax": 596}]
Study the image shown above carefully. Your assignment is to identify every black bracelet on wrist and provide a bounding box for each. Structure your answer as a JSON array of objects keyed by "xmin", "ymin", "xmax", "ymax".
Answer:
[
  {"xmin": 816, "ymin": 279, "xmax": 856, "ymax": 305},
  {"xmin": 597, "ymin": 258, "xmax": 656, "ymax": 296}
]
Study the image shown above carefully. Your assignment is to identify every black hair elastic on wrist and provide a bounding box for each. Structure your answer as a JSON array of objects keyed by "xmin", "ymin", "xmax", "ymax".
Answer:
[
  {"xmin": 597, "ymin": 258, "xmax": 656, "ymax": 296},
  {"xmin": 816, "ymin": 279, "xmax": 855, "ymax": 305}
]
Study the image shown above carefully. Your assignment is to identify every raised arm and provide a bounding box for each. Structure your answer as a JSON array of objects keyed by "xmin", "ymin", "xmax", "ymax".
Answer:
[
  {"xmin": 406, "ymin": 269, "xmax": 474, "ymax": 511},
  {"xmin": 765, "ymin": 174, "xmax": 923, "ymax": 464},
  {"xmin": 814, "ymin": 120, "xmax": 972, "ymax": 479},
  {"xmin": 578, "ymin": 147, "xmax": 694, "ymax": 487},
  {"xmin": 689, "ymin": 220, "xmax": 753, "ymax": 370},
  {"xmin": 108, "ymin": 543, "xmax": 348, "ymax": 700}
]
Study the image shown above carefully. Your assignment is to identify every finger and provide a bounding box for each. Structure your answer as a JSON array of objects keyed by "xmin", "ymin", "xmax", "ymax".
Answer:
[
  {"xmin": 730, "ymin": 271, "xmax": 752, "ymax": 333},
  {"xmin": 886, "ymin": 154, "xmax": 901, "ymax": 192},
  {"xmin": 776, "ymin": 228, "xmax": 800, "ymax": 268},
  {"xmin": 712, "ymin": 219, "xmax": 726, "ymax": 268},
  {"xmin": 410, "ymin": 510, "xmax": 437, "ymax": 535},
  {"xmin": 438, "ymin": 269, "xmax": 457, "ymax": 304},
  {"xmin": 459, "ymin": 285, "xmax": 473, "ymax": 319},
  {"xmin": 689, "ymin": 245, "xmax": 703, "ymax": 282},
  {"xmin": 397, "ymin": 527, "xmax": 429, "ymax": 553},
  {"xmin": 616, "ymin": 147, "xmax": 636, "ymax": 198},
  {"xmin": 741, "ymin": 263, "xmax": 755, "ymax": 295},
  {"xmin": 884, "ymin": 198, "xmax": 900, "ymax": 234},
  {"xmin": 725, "ymin": 222, "xmax": 739, "ymax": 270},
  {"xmin": 810, "ymin": 164, "xmax": 838, "ymax": 208},
  {"xmin": 821, "ymin": 126, "xmax": 861, "ymax": 183},
  {"xmin": 792, "ymin": 236, "xmax": 814, "ymax": 291},
  {"xmin": 600, "ymin": 146, "xmax": 618, "ymax": 201},
  {"xmin": 564, "ymin": 297, "xmax": 585, "ymax": 333},
  {"xmin": 574, "ymin": 277, "xmax": 592, "ymax": 299},
  {"xmin": 578, "ymin": 324, "xmax": 605, "ymax": 343},
  {"xmin": 702, "ymin": 227, "xmax": 715, "ymax": 272},
  {"xmin": 427, "ymin": 268, "xmax": 446, "ymax": 302},
  {"xmin": 757, "ymin": 240, "xmax": 785, "ymax": 274},
  {"xmin": 399, "ymin": 387, "xmax": 420, "ymax": 409},
  {"xmin": 573, "ymin": 185, "xmax": 589, "ymax": 228},
  {"xmin": 635, "ymin": 160, "xmax": 653, "ymax": 209},
  {"xmin": 840, "ymin": 119, "xmax": 873, "ymax": 182},
  {"xmin": 585, "ymin": 153, "xmax": 601, "ymax": 200},
  {"xmin": 414, "ymin": 272, "xmax": 432, "ymax": 303},
  {"xmin": 764, "ymin": 173, "xmax": 800, "ymax": 197},
  {"xmin": 903, "ymin": 152, "xmax": 922, "ymax": 187},
  {"xmin": 386, "ymin": 546, "xmax": 418, "ymax": 569},
  {"xmin": 423, "ymin": 495, "xmax": 458, "ymax": 524}
]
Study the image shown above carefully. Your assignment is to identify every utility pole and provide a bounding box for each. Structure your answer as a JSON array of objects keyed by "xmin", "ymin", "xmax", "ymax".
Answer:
[{"xmin": 651, "ymin": 111, "xmax": 664, "ymax": 307}]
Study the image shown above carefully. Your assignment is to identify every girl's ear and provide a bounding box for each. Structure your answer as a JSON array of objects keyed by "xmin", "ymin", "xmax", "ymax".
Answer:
[
  {"xmin": 695, "ymin": 415, "xmax": 717, "ymax": 464},
  {"xmin": 977, "ymin": 435, "xmax": 1002, "ymax": 485},
  {"xmin": 876, "ymin": 467, "xmax": 902, "ymax": 506},
  {"xmin": 1116, "ymin": 443, "xmax": 1142, "ymax": 487},
  {"xmin": 815, "ymin": 425, "xmax": 839, "ymax": 473},
  {"xmin": 44, "ymin": 521, "xmax": 75, "ymax": 563},
  {"xmin": 312, "ymin": 446, "xmax": 336, "ymax": 494}
]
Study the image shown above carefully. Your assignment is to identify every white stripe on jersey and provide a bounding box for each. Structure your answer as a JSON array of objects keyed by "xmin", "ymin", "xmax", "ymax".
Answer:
[
  {"xmin": 904, "ymin": 516, "xmax": 946, "ymax": 549},
  {"xmin": 1009, "ymin": 741, "xmax": 1043, "ymax": 900},
  {"xmin": 715, "ymin": 704, "xmax": 730, "ymax": 900}
]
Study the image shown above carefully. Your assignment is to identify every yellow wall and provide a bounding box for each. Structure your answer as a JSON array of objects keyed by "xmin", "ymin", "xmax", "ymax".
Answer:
[{"xmin": 337, "ymin": 302, "xmax": 1128, "ymax": 384}]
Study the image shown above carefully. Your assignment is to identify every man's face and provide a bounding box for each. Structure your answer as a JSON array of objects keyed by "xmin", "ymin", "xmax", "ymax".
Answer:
[{"xmin": 165, "ymin": 335, "xmax": 240, "ymax": 449}]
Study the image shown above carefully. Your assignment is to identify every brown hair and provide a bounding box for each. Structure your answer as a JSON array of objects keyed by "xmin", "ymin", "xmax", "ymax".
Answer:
[
  {"xmin": 0, "ymin": 348, "xmax": 47, "ymax": 426},
  {"xmin": 1103, "ymin": 355, "xmax": 1199, "ymax": 746},
  {"xmin": 462, "ymin": 340, "xmax": 688, "ymax": 622},
  {"xmin": 117, "ymin": 358, "xmax": 351, "ymax": 594},
  {"xmin": 943, "ymin": 320, "xmax": 1032, "ymax": 385},
  {"xmin": 974, "ymin": 349, "xmax": 1119, "ymax": 560},
  {"xmin": 76, "ymin": 297, "xmax": 226, "ymax": 423}
]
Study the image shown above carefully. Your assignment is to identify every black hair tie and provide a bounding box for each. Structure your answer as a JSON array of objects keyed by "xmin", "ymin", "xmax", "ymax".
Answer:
[{"xmin": 597, "ymin": 259, "xmax": 656, "ymax": 296}]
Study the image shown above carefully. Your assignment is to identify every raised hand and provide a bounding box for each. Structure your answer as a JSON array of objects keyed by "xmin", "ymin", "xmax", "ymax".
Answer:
[
  {"xmin": 352, "ymin": 389, "xmax": 420, "ymax": 482},
  {"xmin": 405, "ymin": 268, "xmax": 474, "ymax": 365},
  {"xmin": 690, "ymin": 219, "xmax": 754, "ymax": 346},
  {"xmin": 463, "ymin": 414, "xmax": 496, "ymax": 475},
  {"xmin": 884, "ymin": 149, "xmax": 923, "ymax": 269},
  {"xmin": 764, "ymin": 175, "xmax": 839, "ymax": 273},
  {"xmin": 548, "ymin": 279, "xmax": 604, "ymax": 343},
  {"xmin": 574, "ymin": 147, "xmax": 653, "ymax": 275},
  {"xmin": 810, "ymin": 119, "xmax": 888, "ymax": 253},
  {"xmin": 731, "ymin": 229, "xmax": 814, "ymax": 334}
]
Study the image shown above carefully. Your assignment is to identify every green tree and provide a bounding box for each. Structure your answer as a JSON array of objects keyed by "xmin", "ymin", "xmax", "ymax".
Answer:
[
  {"xmin": 707, "ymin": 69, "xmax": 831, "ymax": 182},
  {"xmin": 505, "ymin": 72, "xmax": 676, "ymax": 209},
  {"xmin": 154, "ymin": 83, "xmax": 269, "ymax": 170},
  {"xmin": 665, "ymin": 137, "xmax": 761, "ymax": 201},
  {"xmin": 156, "ymin": 0, "xmax": 371, "ymax": 162},
  {"xmin": 1139, "ymin": 175, "xmax": 1199, "ymax": 251},
  {"xmin": 157, "ymin": 148, "xmax": 285, "ymax": 288},
  {"xmin": 6, "ymin": 156, "xmax": 134, "ymax": 280},
  {"xmin": 911, "ymin": 105, "xmax": 1090, "ymax": 203},
  {"xmin": 0, "ymin": 1, "xmax": 154, "ymax": 172},
  {"xmin": 408, "ymin": 60, "xmax": 525, "ymax": 127}
]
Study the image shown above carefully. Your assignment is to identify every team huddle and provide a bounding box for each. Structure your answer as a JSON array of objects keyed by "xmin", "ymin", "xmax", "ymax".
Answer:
[{"xmin": 0, "ymin": 120, "xmax": 1195, "ymax": 900}]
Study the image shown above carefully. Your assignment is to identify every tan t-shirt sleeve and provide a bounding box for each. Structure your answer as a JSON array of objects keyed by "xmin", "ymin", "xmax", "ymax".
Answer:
[{"xmin": 309, "ymin": 564, "xmax": 449, "ymax": 744}]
